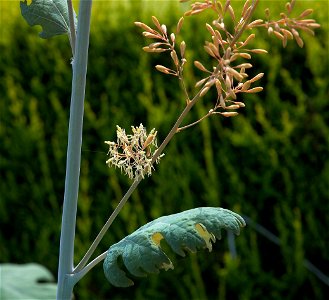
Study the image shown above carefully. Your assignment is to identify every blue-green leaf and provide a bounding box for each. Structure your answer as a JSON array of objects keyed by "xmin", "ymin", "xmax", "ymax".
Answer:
[
  {"xmin": 103, "ymin": 207, "xmax": 246, "ymax": 287},
  {"xmin": 0, "ymin": 263, "xmax": 57, "ymax": 299},
  {"xmin": 20, "ymin": 0, "xmax": 76, "ymax": 39}
]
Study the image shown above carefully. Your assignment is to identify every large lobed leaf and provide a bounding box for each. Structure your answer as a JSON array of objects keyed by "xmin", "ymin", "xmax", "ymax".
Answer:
[
  {"xmin": 20, "ymin": 0, "xmax": 76, "ymax": 39},
  {"xmin": 0, "ymin": 263, "xmax": 57, "ymax": 299},
  {"xmin": 103, "ymin": 207, "xmax": 246, "ymax": 287}
]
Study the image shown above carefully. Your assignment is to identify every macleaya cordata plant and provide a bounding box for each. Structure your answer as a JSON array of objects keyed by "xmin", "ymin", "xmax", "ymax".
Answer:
[{"xmin": 19, "ymin": 0, "xmax": 320, "ymax": 298}]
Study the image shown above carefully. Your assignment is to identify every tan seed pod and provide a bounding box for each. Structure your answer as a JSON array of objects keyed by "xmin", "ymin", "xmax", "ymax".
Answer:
[
  {"xmin": 228, "ymin": 5, "xmax": 235, "ymax": 21},
  {"xmin": 176, "ymin": 17, "xmax": 184, "ymax": 34},
  {"xmin": 306, "ymin": 23, "xmax": 321, "ymax": 29},
  {"xmin": 171, "ymin": 50, "xmax": 179, "ymax": 66},
  {"xmin": 204, "ymin": 45, "xmax": 216, "ymax": 58},
  {"xmin": 230, "ymin": 53, "xmax": 240, "ymax": 62},
  {"xmin": 205, "ymin": 79, "xmax": 215, "ymax": 88},
  {"xmin": 265, "ymin": 8, "xmax": 270, "ymax": 18},
  {"xmin": 143, "ymin": 32, "xmax": 161, "ymax": 39},
  {"xmin": 170, "ymin": 33, "xmax": 175, "ymax": 43},
  {"xmin": 134, "ymin": 22, "xmax": 153, "ymax": 33},
  {"xmin": 143, "ymin": 133, "xmax": 157, "ymax": 149},
  {"xmin": 213, "ymin": 35, "xmax": 220, "ymax": 49},
  {"xmin": 291, "ymin": 28, "xmax": 304, "ymax": 47},
  {"xmin": 206, "ymin": 23, "xmax": 215, "ymax": 36},
  {"xmin": 281, "ymin": 29, "xmax": 293, "ymax": 39},
  {"xmin": 294, "ymin": 35, "xmax": 304, "ymax": 47},
  {"xmin": 299, "ymin": 9, "xmax": 313, "ymax": 18},
  {"xmin": 155, "ymin": 65, "xmax": 172, "ymax": 74},
  {"xmin": 285, "ymin": 2, "xmax": 291, "ymax": 13},
  {"xmin": 220, "ymin": 112, "xmax": 239, "ymax": 117},
  {"xmin": 152, "ymin": 16, "xmax": 162, "ymax": 31},
  {"xmin": 245, "ymin": 87, "xmax": 263, "ymax": 93},
  {"xmin": 200, "ymin": 86, "xmax": 210, "ymax": 97},
  {"xmin": 239, "ymin": 53, "xmax": 252, "ymax": 59},
  {"xmin": 209, "ymin": 43, "xmax": 220, "ymax": 57},
  {"xmin": 143, "ymin": 47, "xmax": 167, "ymax": 53},
  {"xmin": 290, "ymin": 0, "xmax": 296, "ymax": 10},
  {"xmin": 249, "ymin": 48, "xmax": 268, "ymax": 54},
  {"xmin": 195, "ymin": 78, "xmax": 208, "ymax": 87},
  {"xmin": 242, "ymin": 81, "xmax": 251, "ymax": 90},
  {"xmin": 273, "ymin": 31, "xmax": 284, "ymax": 41},
  {"xmin": 161, "ymin": 24, "xmax": 167, "ymax": 36},
  {"xmin": 215, "ymin": 80, "xmax": 222, "ymax": 94},
  {"xmin": 228, "ymin": 67, "xmax": 244, "ymax": 81},
  {"xmin": 242, "ymin": 34, "xmax": 256, "ymax": 47},
  {"xmin": 299, "ymin": 19, "xmax": 316, "ymax": 23},
  {"xmin": 250, "ymin": 73, "xmax": 264, "ymax": 83},
  {"xmin": 180, "ymin": 41, "xmax": 186, "ymax": 57},
  {"xmin": 242, "ymin": 0, "xmax": 251, "ymax": 18},
  {"xmin": 280, "ymin": 12, "xmax": 287, "ymax": 19},
  {"xmin": 243, "ymin": 6, "xmax": 252, "ymax": 21},
  {"xmin": 248, "ymin": 19, "xmax": 264, "ymax": 27},
  {"xmin": 225, "ymin": 47, "xmax": 232, "ymax": 59},
  {"xmin": 298, "ymin": 26, "xmax": 314, "ymax": 36},
  {"xmin": 190, "ymin": 9, "xmax": 204, "ymax": 15},
  {"xmin": 215, "ymin": 30, "xmax": 223, "ymax": 42},
  {"xmin": 194, "ymin": 61, "xmax": 209, "ymax": 72},
  {"xmin": 224, "ymin": 0, "xmax": 231, "ymax": 14},
  {"xmin": 148, "ymin": 42, "xmax": 164, "ymax": 49},
  {"xmin": 225, "ymin": 75, "xmax": 231, "ymax": 89},
  {"xmin": 234, "ymin": 101, "xmax": 246, "ymax": 107},
  {"xmin": 235, "ymin": 63, "xmax": 252, "ymax": 69},
  {"xmin": 268, "ymin": 27, "xmax": 274, "ymax": 35},
  {"xmin": 282, "ymin": 35, "xmax": 287, "ymax": 48},
  {"xmin": 226, "ymin": 104, "xmax": 240, "ymax": 110}
]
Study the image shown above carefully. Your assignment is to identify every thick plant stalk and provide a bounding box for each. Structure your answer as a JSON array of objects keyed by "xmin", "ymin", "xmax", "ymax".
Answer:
[{"xmin": 57, "ymin": 0, "xmax": 93, "ymax": 299}]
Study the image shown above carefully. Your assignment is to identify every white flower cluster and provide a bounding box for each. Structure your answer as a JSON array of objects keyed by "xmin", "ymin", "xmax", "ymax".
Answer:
[{"xmin": 105, "ymin": 124, "xmax": 163, "ymax": 180}]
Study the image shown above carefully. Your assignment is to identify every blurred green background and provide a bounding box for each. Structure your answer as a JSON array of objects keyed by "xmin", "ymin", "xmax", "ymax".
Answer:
[{"xmin": 0, "ymin": 0, "xmax": 328, "ymax": 299}]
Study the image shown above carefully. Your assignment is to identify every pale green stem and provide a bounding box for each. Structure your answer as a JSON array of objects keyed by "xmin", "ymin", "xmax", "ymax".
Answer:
[{"xmin": 56, "ymin": 1, "xmax": 92, "ymax": 299}]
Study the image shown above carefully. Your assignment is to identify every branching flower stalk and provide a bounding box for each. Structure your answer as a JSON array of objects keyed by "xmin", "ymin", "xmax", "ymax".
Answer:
[
  {"xmin": 52, "ymin": 0, "xmax": 319, "ymax": 297},
  {"xmin": 69, "ymin": 2, "xmax": 320, "ymax": 283}
]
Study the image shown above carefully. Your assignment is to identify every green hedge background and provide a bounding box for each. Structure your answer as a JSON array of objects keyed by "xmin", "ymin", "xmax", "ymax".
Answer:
[{"xmin": 0, "ymin": 0, "xmax": 328, "ymax": 299}]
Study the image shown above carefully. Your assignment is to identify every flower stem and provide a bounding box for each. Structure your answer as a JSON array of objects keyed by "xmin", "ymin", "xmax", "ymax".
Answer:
[
  {"xmin": 56, "ymin": 1, "xmax": 92, "ymax": 299},
  {"xmin": 74, "ymin": 177, "xmax": 142, "ymax": 273}
]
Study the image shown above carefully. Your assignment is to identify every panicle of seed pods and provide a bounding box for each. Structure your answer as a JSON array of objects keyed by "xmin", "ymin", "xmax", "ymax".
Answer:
[
  {"xmin": 191, "ymin": 17, "xmax": 266, "ymax": 119},
  {"xmin": 183, "ymin": 0, "xmax": 237, "ymax": 21},
  {"xmin": 135, "ymin": 16, "xmax": 187, "ymax": 77},
  {"xmin": 246, "ymin": 0, "xmax": 320, "ymax": 48},
  {"xmin": 105, "ymin": 124, "xmax": 164, "ymax": 180},
  {"xmin": 135, "ymin": 0, "xmax": 319, "ymax": 129}
]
